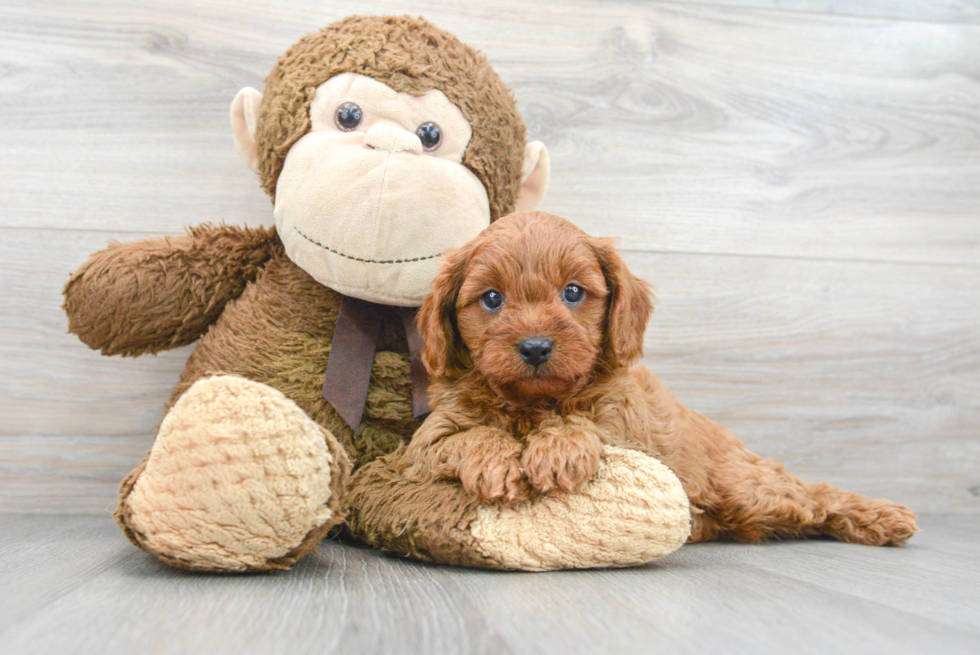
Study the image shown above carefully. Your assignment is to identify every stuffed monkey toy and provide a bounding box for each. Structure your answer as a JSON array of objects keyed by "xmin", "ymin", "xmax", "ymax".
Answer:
[{"xmin": 63, "ymin": 15, "xmax": 691, "ymax": 572}]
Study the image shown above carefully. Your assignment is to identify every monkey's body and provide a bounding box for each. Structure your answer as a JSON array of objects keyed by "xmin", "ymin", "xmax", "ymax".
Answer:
[{"xmin": 167, "ymin": 236, "xmax": 417, "ymax": 468}]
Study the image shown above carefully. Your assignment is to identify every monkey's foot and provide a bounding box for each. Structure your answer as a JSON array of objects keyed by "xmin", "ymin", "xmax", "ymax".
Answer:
[
  {"xmin": 115, "ymin": 375, "xmax": 351, "ymax": 572},
  {"xmin": 346, "ymin": 446, "xmax": 691, "ymax": 571}
]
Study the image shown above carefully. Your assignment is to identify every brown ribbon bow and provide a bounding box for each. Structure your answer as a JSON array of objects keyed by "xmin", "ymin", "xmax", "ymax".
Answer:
[{"xmin": 321, "ymin": 295, "xmax": 431, "ymax": 432}]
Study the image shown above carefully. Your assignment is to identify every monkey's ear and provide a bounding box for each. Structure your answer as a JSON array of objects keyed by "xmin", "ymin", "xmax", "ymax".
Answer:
[
  {"xmin": 230, "ymin": 87, "xmax": 263, "ymax": 173},
  {"xmin": 514, "ymin": 141, "xmax": 550, "ymax": 212}
]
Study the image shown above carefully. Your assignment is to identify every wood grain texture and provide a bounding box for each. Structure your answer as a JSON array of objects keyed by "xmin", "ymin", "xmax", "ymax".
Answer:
[
  {"xmin": 3, "ymin": 0, "xmax": 979, "ymax": 264},
  {"xmin": 664, "ymin": 0, "xmax": 980, "ymax": 23},
  {"xmin": 1, "ymin": 0, "xmax": 978, "ymax": 516},
  {"xmin": 1, "ymin": 513, "xmax": 978, "ymax": 655}
]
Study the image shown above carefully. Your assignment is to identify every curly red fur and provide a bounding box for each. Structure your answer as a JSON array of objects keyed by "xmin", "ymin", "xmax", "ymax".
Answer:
[{"xmin": 406, "ymin": 211, "xmax": 918, "ymax": 546}]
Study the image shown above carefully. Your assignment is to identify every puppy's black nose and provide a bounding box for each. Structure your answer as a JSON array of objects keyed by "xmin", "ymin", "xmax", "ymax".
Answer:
[{"xmin": 518, "ymin": 337, "xmax": 553, "ymax": 367}]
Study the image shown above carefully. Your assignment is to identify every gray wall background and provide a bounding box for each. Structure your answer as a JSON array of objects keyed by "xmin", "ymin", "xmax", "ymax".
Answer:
[{"xmin": 1, "ymin": 0, "xmax": 977, "ymax": 515}]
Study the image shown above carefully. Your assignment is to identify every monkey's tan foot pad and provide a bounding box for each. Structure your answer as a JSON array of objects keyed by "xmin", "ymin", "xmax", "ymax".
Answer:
[
  {"xmin": 345, "ymin": 446, "xmax": 690, "ymax": 571},
  {"xmin": 115, "ymin": 375, "xmax": 351, "ymax": 572}
]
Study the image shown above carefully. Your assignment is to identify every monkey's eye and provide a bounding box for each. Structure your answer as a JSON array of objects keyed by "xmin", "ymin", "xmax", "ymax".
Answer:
[
  {"xmin": 334, "ymin": 102, "xmax": 363, "ymax": 131},
  {"xmin": 562, "ymin": 283, "xmax": 585, "ymax": 305},
  {"xmin": 416, "ymin": 122, "xmax": 442, "ymax": 151},
  {"xmin": 481, "ymin": 289, "xmax": 504, "ymax": 311}
]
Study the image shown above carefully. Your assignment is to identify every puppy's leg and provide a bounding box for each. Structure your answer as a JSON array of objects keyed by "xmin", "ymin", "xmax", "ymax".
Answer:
[
  {"xmin": 402, "ymin": 424, "xmax": 531, "ymax": 504},
  {"xmin": 522, "ymin": 415, "xmax": 604, "ymax": 494},
  {"xmin": 808, "ymin": 480, "xmax": 918, "ymax": 546},
  {"xmin": 456, "ymin": 429, "xmax": 533, "ymax": 504},
  {"xmin": 705, "ymin": 457, "xmax": 917, "ymax": 546},
  {"xmin": 688, "ymin": 511, "xmax": 722, "ymax": 543}
]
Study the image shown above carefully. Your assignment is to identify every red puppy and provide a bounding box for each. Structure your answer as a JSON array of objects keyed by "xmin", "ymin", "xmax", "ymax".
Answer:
[{"xmin": 402, "ymin": 211, "xmax": 917, "ymax": 545}]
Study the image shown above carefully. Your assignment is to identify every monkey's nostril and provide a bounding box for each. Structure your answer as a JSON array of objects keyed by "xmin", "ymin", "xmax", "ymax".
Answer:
[{"xmin": 518, "ymin": 337, "xmax": 553, "ymax": 367}]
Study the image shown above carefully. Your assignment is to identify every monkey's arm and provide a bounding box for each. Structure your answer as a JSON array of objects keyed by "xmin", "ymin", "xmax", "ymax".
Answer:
[{"xmin": 63, "ymin": 224, "xmax": 278, "ymax": 356}]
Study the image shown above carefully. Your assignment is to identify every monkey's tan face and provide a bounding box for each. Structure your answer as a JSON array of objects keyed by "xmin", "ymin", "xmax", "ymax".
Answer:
[{"xmin": 273, "ymin": 73, "xmax": 491, "ymax": 306}]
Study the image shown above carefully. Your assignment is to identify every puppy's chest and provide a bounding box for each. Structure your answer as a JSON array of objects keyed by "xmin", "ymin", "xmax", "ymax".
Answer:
[{"xmin": 509, "ymin": 414, "xmax": 543, "ymax": 439}]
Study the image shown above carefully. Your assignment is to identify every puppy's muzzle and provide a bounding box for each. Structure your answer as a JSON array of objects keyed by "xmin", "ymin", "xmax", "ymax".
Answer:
[{"xmin": 518, "ymin": 337, "xmax": 553, "ymax": 367}]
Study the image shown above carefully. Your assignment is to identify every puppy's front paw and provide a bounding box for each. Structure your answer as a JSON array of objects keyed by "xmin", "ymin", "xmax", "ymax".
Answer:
[
  {"xmin": 522, "ymin": 420, "xmax": 603, "ymax": 494},
  {"xmin": 458, "ymin": 441, "xmax": 531, "ymax": 505}
]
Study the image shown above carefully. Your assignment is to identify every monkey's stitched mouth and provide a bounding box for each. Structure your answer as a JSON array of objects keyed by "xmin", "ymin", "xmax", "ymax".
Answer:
[{"xmin": 294, "ymin": 227, "xmax": 443, "ymax": 264}]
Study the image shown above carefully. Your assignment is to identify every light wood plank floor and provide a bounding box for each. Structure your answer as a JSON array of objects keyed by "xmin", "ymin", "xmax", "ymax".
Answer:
[{"xmin": 0, "ymin": 513, "xmax": 977, "ymax": 655}]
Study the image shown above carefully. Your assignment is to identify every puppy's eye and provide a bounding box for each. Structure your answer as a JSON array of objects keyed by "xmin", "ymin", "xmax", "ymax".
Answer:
[
  {"xmin": 335, "ymin": 102, "xmax": 363, "ymax": 131},
  {"xmin": 416, "ymin": 122, "xmax": 442, "ymax": 151},
  {"xmin": 481, "ymin": 289, "xmax": 504, "ymax": 311},
  {"xmin": 562, "ymin": 283, "xmax": 585, "ymax": 305}
]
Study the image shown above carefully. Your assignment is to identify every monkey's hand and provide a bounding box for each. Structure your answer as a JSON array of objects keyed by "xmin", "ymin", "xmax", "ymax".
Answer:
[{"xmin": 64, "ymin": 224, "xmax": 278, "ymax": 356}]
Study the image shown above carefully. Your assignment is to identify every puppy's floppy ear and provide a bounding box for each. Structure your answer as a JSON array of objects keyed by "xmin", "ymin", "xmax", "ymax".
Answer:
[
  {"xmin": 590, "ymin": 237, "xmax": 654, "ymax": 367},
  {"xmin": 418, "ymin": 245, "xmax": 472, "ymax": 378}
]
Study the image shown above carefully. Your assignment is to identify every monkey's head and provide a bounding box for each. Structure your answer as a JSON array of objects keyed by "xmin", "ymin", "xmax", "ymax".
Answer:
[{"xmin": 230, "ymin": 16, "xmax": 549, "ymax": 306}]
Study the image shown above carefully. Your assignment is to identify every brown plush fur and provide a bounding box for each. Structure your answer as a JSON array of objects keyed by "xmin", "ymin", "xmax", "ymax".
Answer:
[
  {"xmin": 344, "ymin": 449, "xmax": 504, "ymax": 568},
  {"xmin": 405, "ymin": 211, "xmax": 919, "ymax": 546},
  {"xmin": 162, "ymin": 234, "xmax": 419, "ymax": 468},
  {"xmin": 64, "ymin": 224, "xmax": 278, "ymax": 356},
  {"xmin": 257, "ymin": 15, "xmax": 527, "ymax": 221},
  {"xmin": 64, "ymin": 223, "xmax": 418, "ymax": 467}
]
